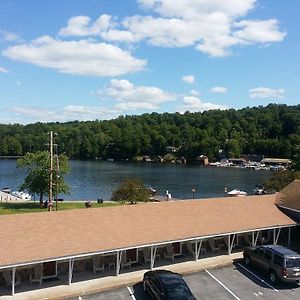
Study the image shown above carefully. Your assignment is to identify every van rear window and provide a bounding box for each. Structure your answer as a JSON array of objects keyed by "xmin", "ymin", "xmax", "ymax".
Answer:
[{"xmin": 286, "ymin": 258, "xmax": 300, "ymax": 268}]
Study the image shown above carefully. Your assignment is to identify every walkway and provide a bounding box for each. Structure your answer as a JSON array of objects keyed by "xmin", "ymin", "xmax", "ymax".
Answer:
[{"xmin": 0, "ymin": 252, "xmax": 243, "ymax": 300}]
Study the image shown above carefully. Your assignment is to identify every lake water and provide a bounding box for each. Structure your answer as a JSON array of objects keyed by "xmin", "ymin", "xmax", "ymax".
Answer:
[{"xmin": 0, "ymin": 159, "xmax": 272, "ymax": 201}]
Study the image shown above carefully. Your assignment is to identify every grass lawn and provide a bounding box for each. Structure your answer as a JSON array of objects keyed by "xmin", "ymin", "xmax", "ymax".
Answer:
[{"xmin": 0, "ymin": 201, "xmax": 118, "ymax": 215}]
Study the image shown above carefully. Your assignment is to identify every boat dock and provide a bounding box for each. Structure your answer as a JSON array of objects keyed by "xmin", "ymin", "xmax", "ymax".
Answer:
[{"xmin": 0, "ymin": 190, "xmax": 28, "ymax": 202}]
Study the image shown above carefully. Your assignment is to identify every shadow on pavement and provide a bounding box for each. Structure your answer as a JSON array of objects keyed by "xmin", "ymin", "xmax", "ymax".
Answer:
[
  {"xmin": 132, "ymin": 282, "xmax": 152, "ymax": 300},
  {"xmin": 233, "ymin": 261, "xmax": 300, "ymax": 291}
]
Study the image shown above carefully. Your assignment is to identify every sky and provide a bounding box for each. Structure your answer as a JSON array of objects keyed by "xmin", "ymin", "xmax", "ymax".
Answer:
[{"xmin": 0, "ymin": 0, "xmax": 299, "ymax": 124}]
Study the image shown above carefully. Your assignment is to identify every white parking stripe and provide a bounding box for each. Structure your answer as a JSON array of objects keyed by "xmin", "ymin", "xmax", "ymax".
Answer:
[
  {"xmin": 205, "ymin": 269, "xmax": 241, "ymax": 300},
  {"xmin": 127, "ymin": 286, "xmax": 136, "ymax": 300},
  {"xmin": 237, "ymin": 263, "xmax": 278, "ymax": 292}
]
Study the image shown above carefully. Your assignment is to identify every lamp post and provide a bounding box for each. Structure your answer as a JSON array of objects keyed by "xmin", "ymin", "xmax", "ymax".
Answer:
[{"xmin": 192, "ymin": 188, "xmax": 196, "ymax": 200}]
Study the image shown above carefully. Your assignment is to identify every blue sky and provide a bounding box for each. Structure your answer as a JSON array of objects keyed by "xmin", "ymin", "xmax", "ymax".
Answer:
[{"xmin": 0, "ymin": 0, "xmax": 299, "ymax": 124}]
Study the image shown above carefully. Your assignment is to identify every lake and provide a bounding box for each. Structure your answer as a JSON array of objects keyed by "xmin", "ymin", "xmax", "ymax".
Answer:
[{"xmin": 0, "ymin": 159, "xmax": 272, "ymax": 201}]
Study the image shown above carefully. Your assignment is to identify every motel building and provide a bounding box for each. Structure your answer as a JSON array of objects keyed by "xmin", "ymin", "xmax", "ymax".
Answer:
[{"xmin": 0, "ymin": 180, "xmax": 300, "ymax": 297}]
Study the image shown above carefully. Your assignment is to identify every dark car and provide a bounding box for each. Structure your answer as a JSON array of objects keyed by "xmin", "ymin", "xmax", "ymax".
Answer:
[
  {"xmin": 243, "ymin": 244, "xmax": 300, "ymax": 283},
  {"xmin": 143, "ymin": 270, "xmax": 196, "ymax": 299}
]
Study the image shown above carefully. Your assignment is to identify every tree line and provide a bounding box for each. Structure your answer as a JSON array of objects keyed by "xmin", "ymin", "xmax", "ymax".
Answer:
[{"xmin": 1, "ymin": 104, "xmax": 299, "ymax": 163}]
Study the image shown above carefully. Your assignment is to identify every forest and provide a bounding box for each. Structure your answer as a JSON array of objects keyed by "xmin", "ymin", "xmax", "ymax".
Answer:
[{"xmin": 0, "ymin": 104, "xmax": 299, "ymax": 162}]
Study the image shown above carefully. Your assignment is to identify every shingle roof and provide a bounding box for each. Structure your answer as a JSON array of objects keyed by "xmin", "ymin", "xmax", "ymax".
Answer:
[
  {"xmin": 0, "ymin": 194, "xmax": 296, "ymax": 268},
  {"xmin": 275, "ymin": 180, "xmax": 300, "ymax": 211}
]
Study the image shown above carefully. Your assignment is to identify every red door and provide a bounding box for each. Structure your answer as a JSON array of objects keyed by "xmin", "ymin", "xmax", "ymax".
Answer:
[
  {"xmin": 172, "ymin": 242, "xmax": 181, "ymax": 255},
  {"xmin": 43, "ymin": 261, "xmax": 57, "ymax": 278}
]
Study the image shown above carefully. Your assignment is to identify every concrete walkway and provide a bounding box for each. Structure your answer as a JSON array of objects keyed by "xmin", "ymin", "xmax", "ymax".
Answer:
[{"xmin": 0, "ymin": 252, "xmax": 243, "ymax": 300}]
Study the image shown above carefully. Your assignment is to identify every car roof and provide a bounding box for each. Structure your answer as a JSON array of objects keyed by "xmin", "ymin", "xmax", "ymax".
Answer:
[
  {"xmin": 264, "ymin": 245, "xmax": 300, "ymax": 257},
  {"xmin": 146, "ymin": 269, "xmax": 180, "ymax": 278}
]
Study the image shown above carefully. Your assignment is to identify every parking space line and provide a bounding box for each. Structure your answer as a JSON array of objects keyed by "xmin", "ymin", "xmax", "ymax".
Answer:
[
  {"xmin": 237, "ymin": 263, "xmax": 278, "ymax": 292},
  {"xmin": 205, "ymin": 269, "xmax": 241, "ymax": 300},
  {"xmin": 127, "ymin": 286, "xmax": 136, "ymax": 300}
]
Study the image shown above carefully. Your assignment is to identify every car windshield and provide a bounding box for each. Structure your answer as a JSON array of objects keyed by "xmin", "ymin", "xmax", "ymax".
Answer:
[
  {"xmin": 161, "ymin": 275, "xmax": 193, "ymax": 299},
  {"xmin": 286, "ymin": 258, "xmax": 300, "ymax": 268}
]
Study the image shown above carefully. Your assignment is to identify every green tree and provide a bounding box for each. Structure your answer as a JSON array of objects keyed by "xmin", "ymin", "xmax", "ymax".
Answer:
[
  {"xmin": 17, "ymin": 151, "xmax": 70, "ymax": 204},
  {"xmin": 263, "ymin": 170, "xmax": 300, "ymax": 192},
  {"xmin": 111, "ymin": 178, "xmax": 151, "ymax": 204}
]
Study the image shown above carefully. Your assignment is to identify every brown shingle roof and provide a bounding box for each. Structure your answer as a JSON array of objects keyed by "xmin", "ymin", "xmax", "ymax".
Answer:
[
  {"xmin": 0, "ymin": 194, "xmax": 296, "ymax": 268},
  {"xmin": 275, "ymin": 180, "xmax": 300, "ymax": 211}
]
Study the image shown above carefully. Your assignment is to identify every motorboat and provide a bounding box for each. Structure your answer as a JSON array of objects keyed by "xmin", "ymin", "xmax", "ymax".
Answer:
[
  {"xmin": 144, "ymin": 185, "xmax": 157, "ymax": 195},
  {"xmin": 227, "ymin": 189, "xmax": 247, "ymax": 197}
]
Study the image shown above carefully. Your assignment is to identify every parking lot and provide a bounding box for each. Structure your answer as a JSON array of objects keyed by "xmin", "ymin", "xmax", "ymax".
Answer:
[{"xmin": 72, "ymin": 263, "xmax": 300, "ymax": 300}]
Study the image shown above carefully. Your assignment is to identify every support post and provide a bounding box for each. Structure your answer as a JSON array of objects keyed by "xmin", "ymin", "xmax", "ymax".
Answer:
[
  {"xmin": 116, "ymin": 251, "xmax": 122, "ymax": 276},
  {"xmin": 252, "ymin": 231, "xmax": 255, "ymax": 247},
  {"xmin": 11, "ymin": 267, "xmax": 16, "ymax": 296},
  {"xmin": 228, "ymin": 235, "xmax": 231, "ymax": 255},
  {"xmin": 150, "ymin": 246, "xmax": 157, "ymax": 270},
  {"xmin": 195, "ymin": 240, "xmax": 203, "ymax": 261},
  {"xmin": 254, "ymin": 231, "xmax": 260, "ymax": 246},
  {"xmin": 230, "ymin": 234, "xmax": 236, "ymax": 253},
  {"xmin": 274, "ymin": 228, "xmax": 281, "ymax": 245},
  {"xmin": 68, "ymin": 258, "xmax": 74, "ymax": 285},
  {"xmin": 288, "ymin": 227, "xmax": 291, "ymax": 245}
]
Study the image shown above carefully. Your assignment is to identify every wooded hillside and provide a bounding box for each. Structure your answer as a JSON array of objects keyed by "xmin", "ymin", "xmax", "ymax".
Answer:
[{"xmin": 1, "ymin": 104, "xmax": 299, "ymax": 162}]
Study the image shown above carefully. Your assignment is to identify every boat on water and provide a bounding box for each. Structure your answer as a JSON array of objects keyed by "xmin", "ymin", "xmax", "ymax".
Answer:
[
  {"xmin": 11, "ymin": 191, "xmax": 31, "ymax": 201},
  {"xmin": 227, "ymin": 189, "xmax": 247, "ymax": 197},
  {"xmin": 145, "ymin": 185, "xmax": 157, "ymax": 195}
]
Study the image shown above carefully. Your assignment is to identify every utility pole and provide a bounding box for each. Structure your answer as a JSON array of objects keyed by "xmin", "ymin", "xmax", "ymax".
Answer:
[
  {"xmin": 48, "ymin": 131, "xmax": 53, "ymax": 211},
  {"xmin": 55, "ymin": 153, "xmax": 60, "ymax": 211}
]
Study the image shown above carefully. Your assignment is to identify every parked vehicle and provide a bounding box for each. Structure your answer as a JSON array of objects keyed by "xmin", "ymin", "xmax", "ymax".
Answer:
[
  {"xmin": 254, "ymin": 185, "xmax": 266, "ymax": 195},
  {"xmin": 143, "ymin": 270, "xmax": 196, "ymax": 299},
  {"xmin": 243, "ymin": 245, "xmax": 300, "ymax": 283}
]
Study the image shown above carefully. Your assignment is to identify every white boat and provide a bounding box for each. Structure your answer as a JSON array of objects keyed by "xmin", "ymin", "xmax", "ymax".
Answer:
[
  {"xmin": 11, "ymin": 191, "xmax": 31, "ymax": 201},
  {"xmin": 227, "ymin": 189, "xmax": 247, "ymax": 197}
]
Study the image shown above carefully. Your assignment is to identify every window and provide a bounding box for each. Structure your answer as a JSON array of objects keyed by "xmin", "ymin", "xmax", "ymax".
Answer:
[
  {"xmin": 273, "ymin": 254, "xmax": 284, "ymax": 267},
  {"xmin": 153, "ymin": 279, "xmax": 163, "ymax": 294},
  {"xmin": 254, "ymin": 247, "xmax": 265, "ymax": 256},
  {"xmin": 264, "ymin": 250, "xmax": 272, "ymax": 260},
  {"xmin": 286, "ymin": 258, "xmax": 300, "ymax": 268}
]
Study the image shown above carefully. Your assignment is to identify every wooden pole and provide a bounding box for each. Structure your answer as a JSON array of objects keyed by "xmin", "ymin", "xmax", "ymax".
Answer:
[{"xmin": 48, "ymin": 131, "xmax": 53, "ymax": 211}]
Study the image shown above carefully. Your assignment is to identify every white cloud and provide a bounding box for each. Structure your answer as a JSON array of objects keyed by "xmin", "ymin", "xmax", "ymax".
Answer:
[
  {"xmin": 0, "ymin": 66, "xmax": 9, "ymax": 73},
  {"xmin": 124, "ymin": 0, "xmax": 285, "ymax": 56},
  {"xmin": 0, "ymin": 29, "xmax": 20, "ymax": 42},
  {"xmin": 249, "ymin": 87, "xmax": 285, "ymax": 99},
  {"xmin": 179, "ymin": 95, "xmax": 227, "ymax": 112},
  {"xmin": 96, "ymin": 79, "xmax": 175, "ymax": 111},
  {"xmin": 100, "ymin": 30, "xmax": 136, "ymax": 43},
  {"xmin": 138, "ymin": 0, "xmax": 256, "ymax": 18},
  {"xmin": 55, "ymin": 1, "xmax": 285, "ymax": 57},
  {"xmin": 210, "ymin": 86, "xmax": 227, "ymax": 93},
  {"xmin": 56, "ymin": 0, "xmax": 286, "ymax": 57},
  {"xmin": 190, "ymin": 89, "xmax": 199, "ymax": 96},
  {"xmin": 234, "ymin": 19, "xmax": 286, "ymax": 44},
  {"xmin": 8, "ymin": 105, "xmax": 117, "ymax": 123},
  {"xmin": 59, "ymin": 15, "xmax": 114, "ymax": 36},
  {"xmin": 115, "ymin": 101, "xmax": 158, "ymax": 110},
  {"xmin": 182, "ymin": 75, "xmax": 195, "ymax": 84},
  {"xmin": 3, "ymin": 36, "xmax": 146, "ymax": 77}
]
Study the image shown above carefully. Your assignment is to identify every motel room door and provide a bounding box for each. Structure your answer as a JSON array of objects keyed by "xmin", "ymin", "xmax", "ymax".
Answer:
[{"xmin": 43, "ymin": 261, "xmax": 57, "ymax": 278}]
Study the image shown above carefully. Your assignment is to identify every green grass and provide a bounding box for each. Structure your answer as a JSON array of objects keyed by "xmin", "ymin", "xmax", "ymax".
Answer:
[{"xmin": 0, "ymin": 201, "xmax": 118, "ymax": 215}]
